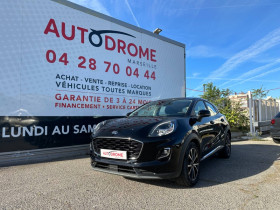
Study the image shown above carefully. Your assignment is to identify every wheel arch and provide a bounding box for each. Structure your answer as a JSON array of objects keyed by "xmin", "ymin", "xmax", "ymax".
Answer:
[
  {"xmin": 176, "ymin": 132, "xmax": 201, "ymax": 177},
  {"xmin": 225, "ymin": 127, "xmax": 231, "ymax": 140},
  {"xmin": 227, "ymin": 129, "xmax": 231, "ymax": 139}
]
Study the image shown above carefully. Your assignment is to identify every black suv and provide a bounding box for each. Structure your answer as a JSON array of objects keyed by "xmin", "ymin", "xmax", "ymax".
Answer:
[{"xmin": 90, "ymin": 98, "xmax": 231, "ymax": 187}]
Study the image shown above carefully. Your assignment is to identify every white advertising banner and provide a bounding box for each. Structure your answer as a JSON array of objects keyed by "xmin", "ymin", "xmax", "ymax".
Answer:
[{"xmin": 0, "ymin": 0, "xmax": 185, "ymax": 117}]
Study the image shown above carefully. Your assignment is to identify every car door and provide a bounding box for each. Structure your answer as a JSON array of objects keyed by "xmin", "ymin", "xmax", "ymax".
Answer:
[
  {"xmin": 192, "ymin": 100, "xmax": 216, "ymax": 156},
  {"xmin": 204, "ymin": 101, "xmax": 224, "ymax": 149}
]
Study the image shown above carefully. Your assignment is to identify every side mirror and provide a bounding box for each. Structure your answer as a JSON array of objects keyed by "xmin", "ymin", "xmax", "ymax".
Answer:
[
  {"xmin": 197, "ymin": 110, "xmax": 210, "ymax": 121},
  {"xmin": 126, "ymin": 112, "xmax": 131, "ymax": 117}
]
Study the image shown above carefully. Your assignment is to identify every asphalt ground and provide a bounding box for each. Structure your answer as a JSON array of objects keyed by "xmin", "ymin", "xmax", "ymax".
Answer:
[{"xmin": 0, "ymin": 139, "xmax": 279, "ymax": 210}]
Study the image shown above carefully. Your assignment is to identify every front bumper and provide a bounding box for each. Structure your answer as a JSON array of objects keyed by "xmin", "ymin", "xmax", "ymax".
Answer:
[
  {"xmin": 90, "ymin": 158, "xmax": 180, "ymax": 179},
  {"xmin": 90, "ymin": 136, "xmax": 184, "ymax": 179}
]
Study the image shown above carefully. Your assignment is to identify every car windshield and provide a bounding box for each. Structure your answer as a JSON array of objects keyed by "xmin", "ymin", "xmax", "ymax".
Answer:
[{"xmin": 129, "ymin": 99, "xmax": 192, "ymax": 117}]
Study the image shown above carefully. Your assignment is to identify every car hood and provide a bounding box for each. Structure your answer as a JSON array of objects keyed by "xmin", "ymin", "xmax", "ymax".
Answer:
[{"xmin": 95, "ymin": 117, "xmax": 174, "ymax": 138}]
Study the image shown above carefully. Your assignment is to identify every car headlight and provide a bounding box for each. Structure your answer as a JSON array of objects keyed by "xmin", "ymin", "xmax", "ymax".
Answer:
[
  {"xmin": 149, "ymin": 121, "xmax": 177, "ymax": 137},
  {"xmin": 91, "ymin": 121, "xmax": 107, "ymax": 136}
]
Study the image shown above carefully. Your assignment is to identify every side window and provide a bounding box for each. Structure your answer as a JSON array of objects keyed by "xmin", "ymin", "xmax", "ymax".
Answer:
[
  {"xmin": 205, "ymin": 102, "xmax": 217, "ymax": 116},
  {"xmin": 193, "ymin": 101, "xmax": 207, "ymax": 116}
]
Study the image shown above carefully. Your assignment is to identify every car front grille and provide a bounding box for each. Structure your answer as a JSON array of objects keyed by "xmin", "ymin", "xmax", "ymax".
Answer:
[{"xmin": 92, "ymin": 138, "xmax": 143, "ymax": 160}]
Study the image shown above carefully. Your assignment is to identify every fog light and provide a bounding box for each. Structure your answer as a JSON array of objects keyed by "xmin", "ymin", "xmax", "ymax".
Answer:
[{"xmin": 158, "ymin": 147, "xmax": 171, "ymax": 160}]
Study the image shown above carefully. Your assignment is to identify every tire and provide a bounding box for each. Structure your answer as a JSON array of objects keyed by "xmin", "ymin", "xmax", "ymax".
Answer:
[
  {"xmin": 176, "ymin": 142, "xmax": 200, "ymax": 187},
  {"xmin": 273, "ymin": 138, "xmax": 280, "ymax": 144},
  {"xmin": 219, "ymin": 132, "xmax": 231, "ymax": 158}
]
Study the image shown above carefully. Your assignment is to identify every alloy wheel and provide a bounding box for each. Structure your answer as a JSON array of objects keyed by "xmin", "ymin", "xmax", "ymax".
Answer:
[
  {"xmin": 187, "ymin": 147, "xmax": 199, "ymax": 181},
  {"xmin": 225, "ymin": 134, "xmax": 231, "ymax": 156}
]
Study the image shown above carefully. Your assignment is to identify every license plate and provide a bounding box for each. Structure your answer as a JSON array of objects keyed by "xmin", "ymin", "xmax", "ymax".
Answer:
[{"xmin": 100, "ymin": 149, "xmax": 127, "ymax": 160}]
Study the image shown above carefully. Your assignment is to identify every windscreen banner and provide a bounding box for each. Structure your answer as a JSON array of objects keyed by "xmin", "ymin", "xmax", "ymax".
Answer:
[{"xmin": 0, "ymin": 0, "xmax": 185, "ymax": 152}]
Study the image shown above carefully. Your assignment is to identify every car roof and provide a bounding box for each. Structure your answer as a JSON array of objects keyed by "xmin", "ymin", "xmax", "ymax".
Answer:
[
  {"xmin": 151, "ymin": 97, "xmax": 217, "ymax": 110},
  {"xmin": 152, "ymin": 97, "xmax": 206, "ymax": 102}
]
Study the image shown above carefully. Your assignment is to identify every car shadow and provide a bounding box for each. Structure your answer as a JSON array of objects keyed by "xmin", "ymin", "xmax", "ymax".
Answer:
[{"xmin": 123, "ymin": 143, "xmax": 280, "ymax": 189}]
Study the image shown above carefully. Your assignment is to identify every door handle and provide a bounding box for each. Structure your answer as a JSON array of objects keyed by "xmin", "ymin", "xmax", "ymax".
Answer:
[{"xmin": 210, "ymin": 121, "xmax": 214, "ymax": 124}]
